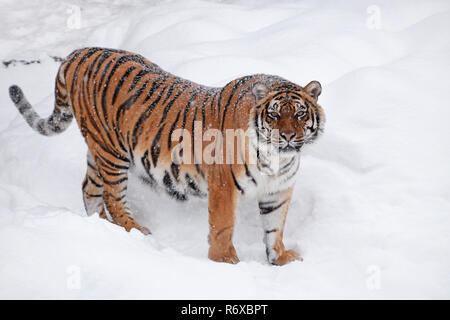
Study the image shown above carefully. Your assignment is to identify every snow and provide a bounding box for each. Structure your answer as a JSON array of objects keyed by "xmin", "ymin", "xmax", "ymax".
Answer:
[{"xmin": 0, "ymin": 0, "xmax": 449, "ymax": 299}]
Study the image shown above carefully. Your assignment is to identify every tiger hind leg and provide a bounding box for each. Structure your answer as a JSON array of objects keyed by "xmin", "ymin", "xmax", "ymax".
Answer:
[
  {"xmin": 82, "ymin": 151, "xmax": 107, "ymax": 219},
  {"xmin": 94, "ymin": 150, "xmax": 151, "ymax": 235}
]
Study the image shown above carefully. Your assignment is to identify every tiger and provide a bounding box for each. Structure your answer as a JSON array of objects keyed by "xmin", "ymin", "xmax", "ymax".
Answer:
[{"xmin": 8, "ymin": 47, "xmax": 325, "ymax": 266}]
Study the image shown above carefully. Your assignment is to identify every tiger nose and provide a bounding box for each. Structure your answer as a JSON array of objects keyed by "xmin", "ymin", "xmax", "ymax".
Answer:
[{"xmin": 280, "ymin": 130, "xmax": 296, "ymax": 141}]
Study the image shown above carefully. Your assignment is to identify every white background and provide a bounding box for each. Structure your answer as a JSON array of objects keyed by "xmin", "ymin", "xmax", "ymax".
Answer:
[{"xmin": 0, "ymin": 0, "xmax": 449, "ymax": 299}]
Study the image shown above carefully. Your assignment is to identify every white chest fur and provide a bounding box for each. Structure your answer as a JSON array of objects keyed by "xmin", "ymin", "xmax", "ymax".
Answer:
[{"xmin": 240, "ymin": 153, "xmax": 300, "ymax": 198}]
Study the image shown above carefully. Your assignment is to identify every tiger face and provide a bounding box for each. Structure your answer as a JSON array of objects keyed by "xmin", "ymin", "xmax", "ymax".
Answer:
[{"xmin": 252, "ymin": 80, "xmax": 324, "ymax": 156}]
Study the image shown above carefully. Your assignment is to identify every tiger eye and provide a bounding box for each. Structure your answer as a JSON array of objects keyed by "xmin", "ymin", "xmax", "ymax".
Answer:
[
  {"xmin": 268, "ymin": 111, "xmax": 280, "ymax": 119},
  {"xmin": 295, "ymin": 111, "xmax": 305, "ymax": 120}
]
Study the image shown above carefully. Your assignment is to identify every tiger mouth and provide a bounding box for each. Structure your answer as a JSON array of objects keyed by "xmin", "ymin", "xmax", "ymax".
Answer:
[{"xmin": 279, "ymin": 144, "xmax": 302, "ymax": 153}]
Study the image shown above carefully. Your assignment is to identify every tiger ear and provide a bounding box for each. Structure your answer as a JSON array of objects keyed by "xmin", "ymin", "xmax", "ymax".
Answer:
[
  {"xmin": 252, "ymin": 83, "xmax": 270, "ymax": 102},
  {"xmin": 304, "ymin": 81, "xmax": 322, "ymax": 101}
]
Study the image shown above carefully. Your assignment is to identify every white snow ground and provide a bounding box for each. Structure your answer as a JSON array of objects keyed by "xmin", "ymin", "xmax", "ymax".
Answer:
[{"xmin": 0, "ymin": 0, "xmax": 449, "ymax": 299}]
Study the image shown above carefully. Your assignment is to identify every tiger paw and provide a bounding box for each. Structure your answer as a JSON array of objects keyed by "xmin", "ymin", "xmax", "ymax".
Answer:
[
  {"xmin": 99, "ymin": 209, "xmax": 108, "ymax": 220},
  {"xmin": 208, "ymin": 246, "xmax": 240, "ymax": 264},
  {"xmin": 136, "ymin": 226, "xmax": 151, "ymax": 235},
  {"xmin": 123, "ymin": 221, "xmax": 151, "ymax": 235},
  {"xmin": 274, "ymin": 249, "xmax": 302, "ymax": 266}
]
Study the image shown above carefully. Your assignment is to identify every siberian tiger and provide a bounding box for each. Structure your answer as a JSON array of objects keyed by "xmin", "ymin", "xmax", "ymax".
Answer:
[{"xmin": 9, "ymin": 47, "xmax": 325, "ymax": 265}]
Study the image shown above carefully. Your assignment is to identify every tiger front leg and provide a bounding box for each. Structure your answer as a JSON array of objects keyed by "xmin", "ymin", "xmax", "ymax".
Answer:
[
  {"xmin": 95, "ymin": 152, "xmax": 150, "ymax": 235},
  {"xmin": 258, "ymin": 186, "xmax": 302, "ymax": 266},
  {"xmin": 207, "ymin": 179, "xmax": 240, "ymax": 264}
]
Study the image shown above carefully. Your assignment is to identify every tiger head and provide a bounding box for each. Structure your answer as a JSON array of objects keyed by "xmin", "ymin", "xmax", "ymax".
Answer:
[{"xmin": 251, "ymin": 80, "xmax": 325, "ymax": 156}]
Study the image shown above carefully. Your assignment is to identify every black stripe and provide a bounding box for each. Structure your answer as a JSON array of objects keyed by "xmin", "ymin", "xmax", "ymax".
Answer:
[
  {"xmin": 85, "ymin": 193, "xmax": 103, "ymax": 198},
  {"xmin": 191, "ymin": 105, "xmax": 205, "ymax": 178},
  {"xmin": 112, "ymin": 66, "xmax": 137, "ymax": 105},
  {"xmin": 100, "ymin": 56, "xmax": 128, "ymax": 127},
  {"xmin": 96, "ymin": 58, "xmax": 120, "ymax": 151},
  {"xmin": 70, "ymin": 48, "xmax": 99, "ymax": 98},
  {"xmin": 284, "ymin": 160, "xmax": 300, "ymax": 181},
  {"xmin": 220, "ymin": 76, "xmax": 253, "ymax": 131},
  {"xmin": 55, "ymin": 97, "xmax": 67, "ymax": 107},
  {"xmin": 253, "ymin": 108, "xmax": 261, "ymax": 162},
  {"xmin": 92, "ymin": 51, "xmax": 112, "ymax": 89},
  {"xmin": 128, "ymin": 69, "xmax": 150, "ymax": 92},
  {"xmin": 104, "ymin": 192, "xmax": 126, "ymax": 202},
  {"xmin": 119, "ymin": 78, "xmax": 149, "ymax": 115},
  {"xmin": 88, "ymin": 176, "xmax": 103, "ymax": 187},
  {"xmin": 141, "ymin": 151, "xmax": 151, "ymax": 172},
  {"xmin": 231, "ymin": 86, "xmax": 252, "ymax": 122},
  {"xmin": 127, "ymin": 132, "xmax": 135, "ymax": 165},
  {"xmin": 59, "ymin": 111, "xmax": 73, "ymax": 122},
  {"xmin": 140, "ymin": 151, "xmax": 157, "ymax": 187},
  {"xmin": 56, "ymin": 73, "xmax": 66, "ymax": 90},
  {"xmin": 101, "ymin": 167, "xmax": 126, "ymax": 177},
  {"xmin": 86, "ymin": 50, "xmax": 104, "ymax": 90},
  {"xmin": 181, "ymin": 90, "xmax": 199, "ymax": 132},
  {"xmin": 87, "ymin": 162, "xmax": 97, "ymax": 170},
  {"xmin": 185, "ymin": 174, "xmax": 203, "ymax": 196},
  {"xmin": 114, "ymin": 194, "xmax": 127, "ymax": 202},
  {"xmin": 210, "ymin": 92, "xmax": 218, "ymax": 116},
  {"xmin": 82, "ymin": 178, "xmax": 88, "ymax": 190},
  {"xmin": 127, "ymin": 54, "xmax": 154, "ymax": 69},
  {"xmin": 85, "ymin": 51, "xmax": 105, "ymax": 110},
  {"xmin": 80, "ymin": 64, "xmax": 103, "ymax": 138},
  {"xmin": 200, "ymin": 93, "xmax": 209, "ymax": 129},
  {"xmin": 98, "ymin": 55, "xmax": 139, "ymax": 129},
  {"xmin": 66, "ymin": 50, "xmax": 95, "ymax": 122},
  {"xmin": 216, "ymin": 88, "xmax": 225, "ymax": 123},
  {"xmin": 143, "ymin": 75, "xmax": 169, "ymax": 103},
  {"xmin": 151, "ymin": 124, "xmax": 166, "ymax": 167},
  {"xmin": 159, "ymin": 84, "xmax": 191, "ymax": 126},
  {"xmin": 161, "ymin": 80, "xmax": 181, "ymax": 105},
  {"xmin": 131, "ymin": 86, "xmax": 168, "ymax": 150},
  {"xmin": 244, "ymin": 162, "xmax": 257, "ymax": 185},
  {"xmin": 63, "ymin": 48, "xmax": 89, "ymax": 78},
  {"xmin": 80, "ymin": 51, "xmax": 105, "ymax": 124},
  {"xmin": 191, "ymin": 102, "xmax": 199, "ymax": 168},
  {"xmin": 103, "ymin": 176, "xmax": 128, "ymax": 186},
  {"xmin": 114, "ymin": 79, "xmax": 150, "ymax": 153},
  {"xmin": 140, "ymin": 174, "xmax": 156, "ymax": 187},
  {"xmin": 230, "ymin": 165, "xmax": 244, "ymax": 194},
  {"xmin": 272, "ymin": 83, "xmax": 299, "ymax": 91},
  {"xmin": 96, "ymin": 152, "xmax": 129, "ymax": 170},
  {"xmin": 258, "ymin": 200, "xmax": 277, "ymax": 206},
  {"xmin": 259, "ymin": 200, "xmax": 287, "ymax": 215},
  {"xmin": 80, "ymin": 79, "xmax": 117, "ymax": 153},
  {"xmin": 279, "ymin": 157, "xmax": 296, "ymax": 175},
  {"xmin": 287, "ymin": 91, "xmax": 302, "ymax": 99},
  {"xmin": 82, "ymin": 123, "xmax": 129, "ymax": 163},
  {"xmin": 310, "ymin": 101, "xmax": 322, "ymax": 139},
  {"xmin": 167, "ymin": 109, "xmax": 182, "ymax": 150},
  {"xmin": 163, "ymin": 171, "xmax": 187, "ymax": 201},
  {"xmin": 170, "ymin": 163, "xmax": 180, "ymax": 181}
]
